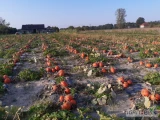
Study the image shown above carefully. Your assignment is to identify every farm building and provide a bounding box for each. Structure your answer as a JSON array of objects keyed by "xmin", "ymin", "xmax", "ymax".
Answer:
[
  {"xmin": 140, "ymin": 23, "xmax": 149, "ymax": 28},
  {"xmin": 21, "ymin": 24, "xmax": 46, "ymax": 34}
]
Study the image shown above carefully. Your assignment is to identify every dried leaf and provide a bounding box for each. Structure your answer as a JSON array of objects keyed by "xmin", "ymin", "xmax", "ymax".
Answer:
[
  {"xmin": 95, "ymin": 53, "xmax": 100, "ymax": 57},
  {"xmin": 87, "ymin": 70, "xmax": 92, "ymax": 77},
  {"xmin": 97, "ymin": 85, "xmax": 107, "ymax": 94},
  {"xmin": 108, "ymin": 84, "xmax": 112, "ymax": 89},
  {"xmin": 92, "ymin": 98, "xmax": 97, "ymax": 105},
  {"xmin": 144, "ymin": 97, "xmax": 151, "ymax": 108}
]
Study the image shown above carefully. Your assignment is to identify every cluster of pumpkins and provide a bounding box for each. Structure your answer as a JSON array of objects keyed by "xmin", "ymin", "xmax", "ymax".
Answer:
[
  {"xmin": 141, "ymin": 88, "xmax": 160, "ymax": 101},
  {"xmin": 3, "ymin": 75, "xmax": 11, "ymax": 84},
  {"xmin": 117, "ymin": 76, "xmax": 132, "ymax": 88},
  {"xmin": 52, "ymin": 81, "xmax": 76, "ymax": 110},
  {"xmin": 92, "ymin": 62, "xmax": 116, "ymax": 74},
  {"xmin": 139, "ymin": 61, "xmax": 158, "ymax": 68}
]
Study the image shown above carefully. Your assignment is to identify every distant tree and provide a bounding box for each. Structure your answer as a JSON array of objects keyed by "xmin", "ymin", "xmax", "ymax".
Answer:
[
  {"xmin": 115, "ymin": 8, "xmax": 127, "ymax": 29},
  {"xmin": 0, "ymin": 17, "xmax": 10, "ymax": 27},
  {"xmin": 68, "ymin": 26, "xmax": 74, "ymax": 29},
  {"xmin": 136, "ymin": 17, "xmax": 145, "ymax": 27},
  {"xmin": 52, "ymin": 26, "xmax": 59, "ymax": 32}
]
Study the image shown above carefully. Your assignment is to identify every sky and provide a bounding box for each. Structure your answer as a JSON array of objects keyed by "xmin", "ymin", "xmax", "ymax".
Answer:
[{"xmin": 0, "ymin": 0, "xmax": 159, "ymax": 29}]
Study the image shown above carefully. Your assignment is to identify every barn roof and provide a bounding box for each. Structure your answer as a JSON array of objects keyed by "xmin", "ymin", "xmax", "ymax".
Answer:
[{"xmin": 22, "ymin": 24, "xmax": 45, "ymax": 30}]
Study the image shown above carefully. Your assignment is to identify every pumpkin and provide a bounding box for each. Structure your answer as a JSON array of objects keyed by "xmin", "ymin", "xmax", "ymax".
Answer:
[
  {"xmin": 65, "ymin": 88, "xmax": 71, "ymax": 94},
  {"xmin": 3, "ymin": 75, "xmax": 9, "ymax": 79},
  {"xmin": 117, "ymin": 77, "xmax": 125, "ymax": 83},
  {"xmin": 55, "ymin": 66, "xmax": 60, "ymax": 71},
  {"xmin": 150, "ymin": 94, "xmax": 156, "ymax": 101},
  {"xmin": 101, "ymin": 68, "xmax": 107, "ymax": 73},
  {"xmin": 92, "ymin": 62, "xmax": 99, "ymax": 68},
  {"xmin": 155, "ymin": 94, "xmax": 160, "ymax": 101},
  {"xmin": 141, "ymin": 88, "xmax": 150, "ymax": 97},
  {"xmin": 61, "ymin": 102, "xmax": 71, "ymax": 110},
  {"xmin": 4, "ymin": 78, "xmax": 11, "ymax": 84},
  {"xmin": 154, "ymin": 64, "xmax": 158, "ymax": 68},
  {"xmin": 47, "ymin": 61, "xmax": 51, "ymax": 66},
  {"xmin": 58, "ymin": 70, "xmax": 65, "ymax": 76},
  {"xmin": 52, "ymin": 68, "xmax": 56, "ymax": 73},
  {"xmin": 60, "ymin": 81, "xmax": 68, "ymax": 88},
  {"xmin": 110, "ymin": 66, "xmax": 116, "ymax": 73},
  {"xmin": 127, "ymin": 80, "xmax": 132, "ymax": 85},
  {"xmin": 123, "ymin": 82, "xmax": 129, "ymax": 88},
  {"xmin": 145, "ymin": 63, "xmax": 152, "ymax": 68},
  {"xmin": 52, "ymin": 85, "xmax": 58, "ymax": 91},
  {"xmin": 64, "ymin": 95, "xmax": 74, "ymax": 102},
  {"xmin": 99, "ymin": 62, "xmax": 104, "ymax": 67},
  {"xmin": 81, "ymin": 53, "xmax": 85, "ymax": 58},
  {"xmin": 103, "ymin": 50, "xmax": 107, "ymax": 53},
  {"xmin": 59, "ymin": 95, "xmax": 64, "ymax": 102},
  {"xmin": 46, "ymin": 67, "xmax": 51, "ymax": 72},
  {"xmin": 70, "ymin": 99, "xmax": 76, "ymax": 105},
  {"xmin": 139, "ymin": 61, "xmax": 144, "ymax": 66}
]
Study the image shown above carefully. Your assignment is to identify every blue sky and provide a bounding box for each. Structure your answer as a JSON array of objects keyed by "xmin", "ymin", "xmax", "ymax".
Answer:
[{"xmin": 0, "ymin": 0, "xmax": 159, "ymax": 29}]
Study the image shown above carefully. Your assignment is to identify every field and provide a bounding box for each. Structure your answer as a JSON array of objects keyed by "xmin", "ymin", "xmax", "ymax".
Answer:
[{"xmin": 0, "ymin": 29, "xmax": 160, "ymax": 120}]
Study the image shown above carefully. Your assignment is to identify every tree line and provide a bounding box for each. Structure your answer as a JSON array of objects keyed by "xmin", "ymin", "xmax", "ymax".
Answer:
[{"xmin": 0, "ymin": 17, "xmax": 17, "ymax": 35}]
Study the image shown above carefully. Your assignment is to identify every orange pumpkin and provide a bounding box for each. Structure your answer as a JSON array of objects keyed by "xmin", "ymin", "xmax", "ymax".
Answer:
[
  {"xmin": 55, "ymin": 66, "xmax": 60, "ymax": 71},
  {"xmin": 61, "ymin": 102, "xmax": 71, "ymax": 110},
  {"xmin": 101, "ymin": 68, "xmax": 107, "ymax": 73},
  {"xmin": 127, "ymin": 80, "xmax": 132, "ymax": 85},
  {"xmin": 81, "ymin": 53, "xmax": 85, "ymax": 59},
  {"xmin": 154, "ymin": 64, "xmax": 158, "ymax": 68},
  {"xmin": 110, "ymin": 66, "xmax": 116, "ymax": 73},
  {"xmin": 150, "ymin": 94, "xmax": 156, "ymax": 101},
  {"xmin": 46, "ymin": 67, "xmax": 51, "ymax": 72},
  {"xmin": 145, "ymin": 63, "xmax": 152, "ymax": 68},
  {"xmin": 3, "ymin": 75, "xmax": 9, "ymax": 79},
  {"xmin": 4, "ymin": 78, "xmax": 11, "ymax": 84},
  {"xmin": 123, "ymin": 82, "xmax": 129, "ymax": 88},
  {"xmin": 60, "ymin": 81, "xmax": 68, "ymax": 88},
  {"xmin": 58, "ymin": 70, "xmax": 65, "ymax": 76},
  {"xmin": 99, "ymin": 62, "xmax": 104, "ymax": 67},
  {"xmin": 65, "ymin": 88, "xmax": 71, "ymax": 94},
  {"xmin": 70, "ymin": 99, "xmax": 76, "ymax": 105},
  {"xmin": 59, "ymin": 95, "xmax": 64, "ymax": 102},
  {"xmin": 64, "ymin": 94, "xmax": 74, "ymax": 102},
  {"xmin": 117, "ymin": 77, "xmax": 125, "ymax": 83},
  {"xmin": 52, "ymin": 68, "xmax": 56, "ymax": 73},
  {"xmin": 92, "ymin": 62, "xmax": 99, "ymax": 68},
  {"xmin": 155, "ymin": 94, "xmax": 160, "ymax": 101},
  {"xmin": 141, "ymin": 88, "xmax": 150, "ymax": 97},
  {"xmin": 139, "ymin": 61, "xmax": 144, "ymax": 66}
]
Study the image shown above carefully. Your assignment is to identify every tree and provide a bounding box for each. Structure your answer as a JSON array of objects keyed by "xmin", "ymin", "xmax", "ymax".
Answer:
[
  {"xmin": 115, "ymin": 8, "xmax": 127, "ymax": 29},
  {"xmin": 136, "ymin": 17, "xmax": 145, "ymax": 27},
  {"xmin": 68, "ymin": 26, "xmax": 74, "ymax": 29},
  {"xmin": 0, "ymin": 17, "xmax": 10, "ymax": 27}
]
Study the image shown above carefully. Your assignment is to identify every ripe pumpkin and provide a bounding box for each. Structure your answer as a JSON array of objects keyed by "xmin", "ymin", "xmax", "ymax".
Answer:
[
  {"xmin": 64, "ymin": 94, "xmax": 73, "ymax": 102},
  {"xmin": 150, "ymin": 94, "xmax": 156, "ymax": 101},
  {"xmin": 141, "ymin": 88, "xmax": 150, "ymax": 97},
  {"xmin": 55, "ymin": 66, "xmax": 60, "ymax": 71},
  {"xmin": 155, "ymin": 94, "xmax": 160, "ymax": 101},
  {"xmin": 65, "ymin": 88, "xmax": 71, "ymax": 94},
  {"xmin": 139, "ymin": 61, "xmax": 144, "ymax": 66},
  {"xmin": 99, "ymin": 62, "xmax": 104, "ymax": 67},
  {"xmin": 145, "ymin": 63, "xmax": 152, "ymax": 68},
  {"xmin": 4, "ymin": 78, "xmax": 11, "ymax": 84},
  {"xmin": 81, "ymin": 53, "xmax": 85, "ymax": 59},
  {"xmin": 47, "ymin": 61, "xmax": 51, "ymax": 66},
  {"xmin": 52, "ymin": 85, "xmax": 58, "ymax": 91},
  {"xmin": 70, "ymin": 99, "xmax": 76, "ymax": 105},
  {"xmin": 59, "ymin": 95, "xmax": 64, "ymax": 102},
  {"xmin": 52, "ymin": 68, "xmax": 56, "ymax": 73},
  {"xmin": 103, "ymin": 50, "xmax": 107, "ymax": 53},
  {"xmin": 46, "ymin": 67, "xmax": 51, "ymax": 72},
  {"xmin": 61, "ymin": 102, "xmax": 71, "ymax": 110},
  {"xmin": 117, "ymin": 77, "xmax": 125, "ymax": 83},
  {"xmin": 110, "ymin": 66, "xmax": 116, "ymax": 73},
  {"xmin": 92, "ymin": 62, "xmax": 99, "ymax": 68},
  {"xmin": 127, "ymin": 80, "xmax": 132, "ymax": 85},
  {"xmin": 154, "ymin": 64, "xmax": 158, "ymax": 68},
  {"xmin": 3, "ymin": 75, "xmax": 9, "ymax": 79},
  {"xmin": 101, "ymin": 68, "xmax": 107, "ymax": 73},
  {"xmin": 58, "ymin": 70, "xmax": 65, "ymax": 76},
  {"xmin": 123, "ymin": 82, "xmax": 129, "ymax": 88},
  {"xmin": 60, "ymin": 81, "xmax": 68, "ymax": 88}
]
